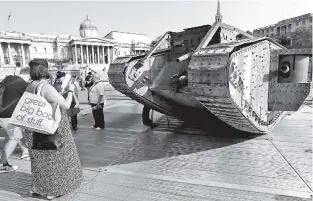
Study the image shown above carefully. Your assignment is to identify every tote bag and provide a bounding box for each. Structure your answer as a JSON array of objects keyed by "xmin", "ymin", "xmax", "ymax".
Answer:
[{"xmin": 9, "ymin": 82, "xmax": 61, "ymax": 135}]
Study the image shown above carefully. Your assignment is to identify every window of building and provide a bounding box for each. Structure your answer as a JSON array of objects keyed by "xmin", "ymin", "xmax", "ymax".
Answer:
[
  {"xmin": 262, "ymin": 30, "xmax": 264, "ymax": 34},
  {"xmin": 271, "ymin": 28, "xmax": 274, "ymax": 32},
  {"xmin": 310, "ymin": 18, "xmax": 312, "ymax": 23},
  {"xmin": 266, "ymin": 29, "xmax": 269, "ymax": 33},
  {"xmin": 302, "ymin": 20, "xmax": 306, "ymax": 25},
  {"xmin": 33, "ymin": 47, "xmax": 37, "ymax": 52},
  {"xmin": 288, "ymin": 24, "xmax": 292, "ymax": 32},
  {"xmin": 296, "ymin": 21, "xmax": 299, "ymax": 26},
  {"xmin": 44, "ymin": 48, "xmax": 47, "ymax": 53}
]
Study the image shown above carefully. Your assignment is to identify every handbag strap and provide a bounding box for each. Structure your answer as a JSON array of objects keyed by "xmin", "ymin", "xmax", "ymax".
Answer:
[
  {"xmin": 36, "ymin": 82, "xmax": 46, "ymax": 96},
  {"xmin": 34, "ymin": 81, "xmax": 59, "ymax": 117},
  {"xmin": 33, "ymin": 80, "xmax": 47, "ymax": 96}
]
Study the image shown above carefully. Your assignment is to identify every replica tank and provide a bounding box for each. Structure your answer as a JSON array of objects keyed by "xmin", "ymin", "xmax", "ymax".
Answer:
[{"xmin": 108, "ymin": 22, "xmax": 312, "ymax": 133}]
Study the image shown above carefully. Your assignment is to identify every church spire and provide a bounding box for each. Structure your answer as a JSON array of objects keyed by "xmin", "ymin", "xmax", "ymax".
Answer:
[{"xmin": 215, "ymin": 0, "xmax": 223, "ymax": 22}]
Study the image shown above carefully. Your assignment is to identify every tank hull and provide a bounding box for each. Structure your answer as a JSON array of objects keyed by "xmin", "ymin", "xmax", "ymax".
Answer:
[{"xmin": 108, "ymin": 22, "xmax": 312, "ymax": 133}]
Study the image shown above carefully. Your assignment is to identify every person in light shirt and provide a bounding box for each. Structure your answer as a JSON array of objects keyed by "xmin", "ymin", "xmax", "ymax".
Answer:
[{"xmin": 88, "ymin": 73, "xmax": 105, "ymax": 130}]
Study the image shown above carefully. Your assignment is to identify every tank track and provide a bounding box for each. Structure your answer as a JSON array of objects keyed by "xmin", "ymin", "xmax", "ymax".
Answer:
[
  {"xmin": 188, "ymin": 39, "xmax": 284, "ymax": 133},
  {"xmin": 108, "ymin": 56, "xmax": 174, "ymax": 116}
]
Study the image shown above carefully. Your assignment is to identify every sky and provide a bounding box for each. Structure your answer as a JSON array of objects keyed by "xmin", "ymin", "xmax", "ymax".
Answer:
[{"xmin": 0, "ymin": 0, "xmax": 312, "ymax": 39}]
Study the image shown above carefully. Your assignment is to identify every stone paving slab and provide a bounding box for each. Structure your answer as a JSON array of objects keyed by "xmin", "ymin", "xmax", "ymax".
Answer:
[
  {"xmin": 0, "ymin": 102, "xmax": 311, "ymax": 200},
  {"xmin": 78, "ymin": 171, "xmax": 310, "ymax": 201},
  {"xmin": 109, "ymin": 105, "xmax": 313, "ymax": 199},
  {"xmin": 0, "ymin": 169, "xmax": 98, "ymax": 201}
]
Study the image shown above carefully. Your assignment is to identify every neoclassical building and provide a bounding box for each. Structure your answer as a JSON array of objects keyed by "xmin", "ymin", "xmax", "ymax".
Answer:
[
  {"xmin": 104, "ymin": 31, "xmax": 151, "ymax": 57},
  {"xmin": 253, "ymin": 13, "xmax": 312, "ymax": 37},
  {"xmin": 0, "ymin": 15, "xmax": 151, "ymax": 80}
]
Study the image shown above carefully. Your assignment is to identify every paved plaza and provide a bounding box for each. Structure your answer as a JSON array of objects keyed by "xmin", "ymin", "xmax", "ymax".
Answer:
[{"xmin": 0, "ymin": 91, "xmax": 312, "ymax": 201}]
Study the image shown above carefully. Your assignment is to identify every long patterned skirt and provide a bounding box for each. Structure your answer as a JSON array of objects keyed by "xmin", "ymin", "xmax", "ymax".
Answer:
[{"xmin": 23, "ymin": 109, "xmax": 82, "ymax": 197}]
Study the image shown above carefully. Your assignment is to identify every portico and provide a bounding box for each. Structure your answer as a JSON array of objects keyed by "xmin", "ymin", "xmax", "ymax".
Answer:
[
  {"xmin": 70, "ymin": 39, "xmax": 114, "ymax": 65},
  {"xmin": 0, "ymin": 39, "xmax": 31, "ymax": 67}
]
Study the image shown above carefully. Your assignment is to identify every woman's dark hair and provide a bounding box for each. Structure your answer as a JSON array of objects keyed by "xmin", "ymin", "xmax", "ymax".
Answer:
[
  {"xmin": 56, "ymin": 71, "xmax": 66, "ymax": 79},
  {"xmin": 29, "ymin": 59, "xmax": 50, "ymax": 80}
]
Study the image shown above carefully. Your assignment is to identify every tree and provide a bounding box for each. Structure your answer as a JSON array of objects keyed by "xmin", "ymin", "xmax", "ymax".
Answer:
[
  {"xmin": 290, "ymin": 25, "xmax": 312, "ymax": 48},
  {"xmin": 276, "ymin": 35, "xmax": 291, "ymax": 46}
]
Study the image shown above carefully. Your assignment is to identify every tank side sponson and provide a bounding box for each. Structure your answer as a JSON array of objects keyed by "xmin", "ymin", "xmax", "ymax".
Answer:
[{"xmin": 268, "ymin": 48, "xmax": 312, "ymax": 111}]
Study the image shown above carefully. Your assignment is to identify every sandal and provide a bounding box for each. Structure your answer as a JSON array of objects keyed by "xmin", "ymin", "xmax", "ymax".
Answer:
[{"xmin": 30, "ymin": 191, "xmax": 55, "ymax": 200}]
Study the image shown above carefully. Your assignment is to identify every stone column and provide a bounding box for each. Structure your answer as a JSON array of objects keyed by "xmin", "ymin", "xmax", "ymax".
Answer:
[
  {"xmin": 8, "ymin": 43, "xmax": 13, "ymax": 65},
  {"xmin": 57, "ymin": 45, "xmax": 61, "ymax": 59},
  {"xmin": 97, "ymin": 46, "xmax": 100, "ymax": 64},
  {"xmin": 72, "ymin": 46, "xmax": 75, "ymax": 62},
  {"xmin": 29, "ymin": 45, "xmax": 33, "ymax": 60},
  {"xmin": 107, "ymin": 47, "xmax": 111, "ymax": 64},
  {"xmin": 0, "ymin": 42, "xmax": 3, "ymax": 64},
  {"xmin": 21, "ymin": 44, "xmax": 26, "ymax": 66},
  {"xmin": 102, "ymin": 46, "xmax": 105, "ymax": 64},
  {"xmin": 80, "ymin": 44, "xmax": 83, "ymax": 64},
  {"xmin": 86, "ymin": 45, "xmax": 89, "ymax": 64},
  {"xmin": 92, "ymin": 45, "xmax": 95, "ymax": 64},
  {"xmin": 74, "ymin": 44, "xmax": 78, "ymax": 64}
]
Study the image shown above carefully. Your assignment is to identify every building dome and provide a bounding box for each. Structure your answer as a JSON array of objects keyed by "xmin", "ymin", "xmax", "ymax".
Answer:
[
  {"xmin": 79, "ymin": 17, "xmax": 98, "ymax": 31},
  {"xmin": 79, "ymin": 14, "xmax": 98, "ymax": 38}
]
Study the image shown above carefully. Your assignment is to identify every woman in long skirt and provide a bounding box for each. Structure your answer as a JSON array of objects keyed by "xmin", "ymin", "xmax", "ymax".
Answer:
[{"xmin": 23, "ymin": 59, "xmax": 82, "ymax": 200}]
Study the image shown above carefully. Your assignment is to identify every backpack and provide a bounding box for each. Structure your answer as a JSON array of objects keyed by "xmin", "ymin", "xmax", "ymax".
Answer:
[{"xmin": 0, "ymin": 77, "xmax": 22, "ymax": 115}]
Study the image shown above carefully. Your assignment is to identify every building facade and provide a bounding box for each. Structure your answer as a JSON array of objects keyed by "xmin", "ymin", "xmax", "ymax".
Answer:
[
  {"xmin": 104, "ymin": 31, "xmax": 151, "ymax": 60},
  {"xmin": 253, "ymin": 13, "xmax": 312, "ymax": 38},
  {"xmin": 0, "ymin": 15, "xmax": 152, "ymax": 80}
]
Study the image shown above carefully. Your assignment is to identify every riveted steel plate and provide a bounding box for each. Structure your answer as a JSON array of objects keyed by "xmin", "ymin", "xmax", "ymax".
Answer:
[
  {"xmin": 189, "ymin": 68, "xmax": 226, "ymax": 84},
  {"xmin": 269, "ymin": 83, "xmax": 311, "ymax": 111},
  {"xmin": 189, "ymin": 86, "xmax": 228, "ymax": 97}
]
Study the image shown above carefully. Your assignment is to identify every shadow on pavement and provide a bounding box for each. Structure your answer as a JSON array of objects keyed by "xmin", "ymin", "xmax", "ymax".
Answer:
[{"xmin": 110, "ymin": 113, "xmax": 259, "ymax": 166}]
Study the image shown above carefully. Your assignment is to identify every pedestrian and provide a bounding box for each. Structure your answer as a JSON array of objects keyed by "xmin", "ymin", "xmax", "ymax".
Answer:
[
  {"xmin": 79, "ymin": 72, "xmax": 86, "ymax": 91},
  {"xmin": 0, "ymin": 67, "xmax": 30, "ymax": 173},
  {"xmin": 67, "ymin": 76, "xmax": 80, "ymax": 131},
  {"xmin": 22, "ymin": 59, "xmax": 82, "ymax": 200},
  {"xmin": 54, "ymin": 73, "xmax": 80, "ymax": 130},
  {"xmin": 142, "ymin": 105, "xmax": 158, "ymax": 128},
  {"xmin": 84, "ymin": 72, "xmax": 93, "ymax": 91},
  {"xmin": 54, "ymin": 71, "xmax": 66, "ymax": 87},
  {"xmin": 88, "ymin": 73, "xmax": 105, "ymax": 130}
]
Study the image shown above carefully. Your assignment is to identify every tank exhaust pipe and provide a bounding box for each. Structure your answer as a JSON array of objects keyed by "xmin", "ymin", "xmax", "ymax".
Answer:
[
  {"xmin": 176, "ymin": 49, "xmax": 195, "ymax": 62},
  {"xmin": 176, "ymin": 52, "xmax": 193, "ymax": 62}
]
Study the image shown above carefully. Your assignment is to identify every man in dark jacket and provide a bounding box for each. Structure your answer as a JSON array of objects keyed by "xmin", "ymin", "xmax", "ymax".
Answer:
[{"xmin": 0, "ymin": 68, "xmax": 30, "ymax": 173}]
